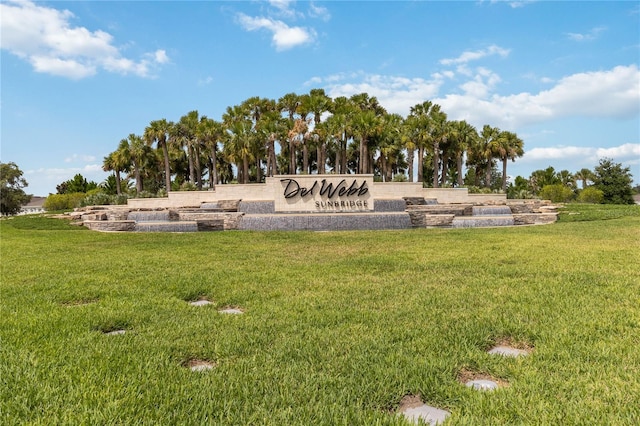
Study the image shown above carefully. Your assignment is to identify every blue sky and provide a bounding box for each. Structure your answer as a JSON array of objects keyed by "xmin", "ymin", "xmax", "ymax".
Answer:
[{"xmin": 2, "ymin": 0, "xmax": 639, "ymax": 196}]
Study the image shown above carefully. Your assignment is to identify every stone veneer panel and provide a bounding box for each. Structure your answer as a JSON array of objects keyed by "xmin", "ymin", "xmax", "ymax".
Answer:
[
  {"xmin": 84, "ymin": 220, "xmax": 136, "ymax": 232},
  {"xmin": 238, "ymin": 212, "xmax": 411, "ymax": 231}
]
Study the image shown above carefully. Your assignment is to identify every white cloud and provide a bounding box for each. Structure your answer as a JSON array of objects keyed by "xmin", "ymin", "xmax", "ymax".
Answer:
[
  {"xmin": 237, "ymin": 13, "xmax": 315, "ymax": 51},
  {"xmin": 0, "ymin": 0, "xmax": 168, "ymax": 79},
  {"xmin": 308, "ymin": 64, "xmax": 639, "ymax": 134},
  {"xmin": 312, "ymin": 73, "xmax": 443, "ymax": 115},
  {"xmin": 268, "ymin": 0, "xmax": 298, "ymax": 18},
  {"xmin": 153, "ymin": 50, "xmax": 170, "ymax": 64},
  {"xmin": 308, "ymin": 2, "xmax": 331, "ymax": 21},
  {"xmin": 596, "ymin": 143, "xmax": 640, "ymax": 160},
  {"xmin": 436, "ymin": 64, "xmax": 640, "ymax": 129},
  {"xmin": 522, "ymin": 143, "xmax": 640, "ymax": 165},
  {"xmin": 440, "ymin": 44, "xmax": 510, "ymax": 66},
  {"xmin": 523, "ymin": 146, "xmax": 594, "ymax": 161},
  {"xmin": 567, "ymin": 26, "xmax": 606, "ymax": 42},
  {"xmin": 64, "ymin": 154, "xmax": 97, "ymax": 163}
]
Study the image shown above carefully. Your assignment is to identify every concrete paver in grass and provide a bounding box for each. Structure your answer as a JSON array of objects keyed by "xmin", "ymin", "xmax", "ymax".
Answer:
[
  {"xmin": 105, "ymin": 329, "xmax": 126, "ymax": 335},
  {"xmin": 189, "ymin": 299, "xmax": 213, "ymax": 306},
  {"xmin": 187, "ymin": 360, "xmax": 216, "ymax": 372},
  {"xmin": 465, "ymin": 379, "xmax": 499, "ymax": 391},
  {"xmin": 219, "ymin": 307, "xmax": 244, "ymax": 314},
  {"xmin": 488, "ymin": 345, "xmax": 530, "ymax": 357},
  {"xmin": 398, "ymin": 395, "xmax": 450, "ymax": 425}
]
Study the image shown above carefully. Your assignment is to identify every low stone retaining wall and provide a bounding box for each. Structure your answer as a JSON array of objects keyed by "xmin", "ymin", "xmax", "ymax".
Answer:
[
  {"xmin": 406, "ymin": 204, "xmax": 473, "ymax": 216},
  {"xmin": 83, "ymin": 220, "xmax": 136, "ymax": 232},
  {"xmin": 408, "ymin": 213, "xmax": 455, "ymax": 228},
  {"xmin": 513, "ymin": 213, "xmax": 558, "ymax": 225},
  {"xmin": 177, "ymin": 211, "xmax": 244, "ymax": 230}
]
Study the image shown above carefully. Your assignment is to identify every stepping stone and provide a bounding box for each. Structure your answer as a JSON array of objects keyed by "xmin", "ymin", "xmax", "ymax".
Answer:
[
  {"xmin": 488, "ymin": 345, "xmax": 529, "ymax": 357},
  {"xmin": 219, "ymin": 308, "xmax": 243, "ymax": 314},
  {"xmin": 398, "ymin": 396, "xmax": 450, "ymax": 425},
  {"xmin": 105, "ymin": 329, "xmax": 126, "ymax": 335},
  {"xmin": 401, "ymin": 405, "xmax": 450, "ymax": 425},
  {"xmin": 466, "ymin": 379, "xmax": 499, "ymax": 391},
  {"xmin": 188, "ymin": 360, "xmax": 215, "ymax": 372},
  {"xmin": 190, "ymin": 300, "xmax": 213, "ymax": 306}
]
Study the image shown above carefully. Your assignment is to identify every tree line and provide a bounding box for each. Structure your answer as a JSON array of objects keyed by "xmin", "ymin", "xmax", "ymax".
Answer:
[{"xmin": 102, "ymin": 89, "xmax": 525, "ymax": 195}]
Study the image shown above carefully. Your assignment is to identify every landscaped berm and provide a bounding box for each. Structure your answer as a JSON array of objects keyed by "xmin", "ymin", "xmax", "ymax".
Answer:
[
  {"xmin": 72, "ymin": 175, "xmax": 558, "ymax": 232},
  {"xmin": 2, "ymin": 203, "xmax": 638, "ymax": 425}
]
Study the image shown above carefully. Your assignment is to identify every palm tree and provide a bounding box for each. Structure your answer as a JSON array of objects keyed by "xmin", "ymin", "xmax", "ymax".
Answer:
[
  {"xmin": 449, "ymin": 120, "xmax": 478, "ymax": 187},
  {"xmin": 256, "ymin": 107, "xmax": 286, "ymax": 177},
  {"xmin": 124, "ymin": 133, "xmax": 149, "ymax": 193},
  {"xmin": 102, "ymin": 152, "xmax": 122, "ymax": 195},
  {"xmin": 495, "ymin": 130, "xmax": 524, "ymax": 191},
  {"xmin": 376, "ymin": 113, "xmax": 404, "ymax": 181},
  {"xmin": 349, "ymin": 93, "xmax": 386, "ymax": 174},
  {"xmin": 351, "ymin": 109, "xmax": 381, "ymax": 174},
  {"xmin": 144, "ymin": 119, "xmax": 172, "ymax": 192},
  {"xmin": 407, "ymin": 101, "xmax": 441, "ymax": 185},
  {"xmin": 477, "ymin": 125, "xmax": 501, "ymax": 188},
  {"xmin": 198, "ymin": 116, "xmax": 223, "ymax": 188},
  {"xmin": 306, "ymin": 88, "xmax": 332, "ymax": 174},
  {"xmin": 574, "ymin": 168, "xmax": 595, "ymax": 189},
  {"xmin": 223, "ymin": 104, "xmax": 254, "ymax": 183},
  {"xmin": 428, "ymin": 107, "xmax": 448, "ymax": 188},
  {"xmin": 278, "ymin": 92, "xmax": 301, "ymax": 174}
]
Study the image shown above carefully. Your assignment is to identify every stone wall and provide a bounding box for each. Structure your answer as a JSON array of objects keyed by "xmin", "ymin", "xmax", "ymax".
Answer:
[{"xmin": 83, "ymin": 220, "xmax": 136, "ymax": 232}]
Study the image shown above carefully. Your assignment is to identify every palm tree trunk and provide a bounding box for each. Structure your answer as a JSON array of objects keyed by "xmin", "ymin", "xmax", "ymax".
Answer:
[
  {"xmin": 256, "ymin": 158, "xmax": 262, "ymax": 183},
  {"xmin": 407, "ymin": 147, "xmax": 414, "ymax": 182},
  {"xmin": 289, "ymin": 138, "xmax": 296, "ymax": 174},
  {"xmin": 188, "ymin": 147, "xmax": 195, "ymax": 185},
  {"xmin": 417, "ymin": 146, "xmax": 424, "ymax": 183},
  {"xmin": 432, "ymin": 141, "xmax": 439, "ymax": 188},
  {"xmin": 485, "ymin": 163, "xmax": 492, "ymax": 188},
  {"xmin": 162, "ymin": 142, "xmax": 171, "ymax": 192},
  {"xmin": 134, "ymin": 164, "xmax": 143, "ymax": 193},
  {"xmin": 502, "ymin": 157, "xmax": 508, "ymax": 191},
  {"xmin": 242, "ymin": 156, "xmax": 249, "ymax": 184},
  {"xmin": 210, "ymin": 145, "xmax": 218, "ymax": 189},
  {"xmin": 303, "ymin": 142, "xmax": 309, "ymax": 174},
  {"xmin": 115, "ymin": 171, "xmax": 122, "ymax": 195},
  {"xmin": 441, "ymin": 152, "xmax": 450, "ymax": 187},
  {"xmin": 456, "ymin": 153, "xmax": 464, "ymax": 187}
]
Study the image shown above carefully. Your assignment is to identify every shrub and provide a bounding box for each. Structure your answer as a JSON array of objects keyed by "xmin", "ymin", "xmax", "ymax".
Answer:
[
  {"xmin": 80, "ymin": 192, "xmax": 114, "ymax": 207},
  {"xmin": 577, "ymin": 187, "xmax": 604, "ymax": 204},
  {"xmin": 539, "ymin": 184, "xmax": 575, "ymax": 203},
  {"xmin": 392, "ymin": 174, "xmax": 408, "ymax": 182},
  {"xmin": 43, "ymin": 193, "xmax": 86, "ymax": 211}
]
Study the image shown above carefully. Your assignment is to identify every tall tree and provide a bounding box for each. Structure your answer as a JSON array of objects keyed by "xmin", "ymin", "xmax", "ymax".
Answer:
[
  {"xmin": 0, "ymin": 162, "xmax": 31, "ymax": 215},
  {"xmin": 495, "ymin": 130, "xmax": 524, "ymax": 191},
  {"xmin": 144, "ymin": 119, "xmax": 173, "ymax": 192},
  {"xmin": 277, "ymin": 92, "xmax": 301, "ymax": 174},
  {"xmin": 177, "ymin": 111, "xmax": 202, "ymax": 189},
  {"xmin": 593, "ymin": 158, "xmax": 635, "ymax": 204},
  {"xmin": 449, "ymin": 120, "xmax": 478, "ymax": 187},
  {"xmin": 478, "ymin": 125, "xmax": 501, "ymax": 188},
  {"xmin": 121, "ymin": 134, "xmax": 150, "ymax": 193},
  {"xmin": 223, "ymin": 104, "xmax": 254, "ymax": 184},
  {"xmin": 574, "ymin": 168, "xmax": 595, "ymax": 189},
  {"xmin": 102, "ymin": 152, "xmax": 123, "ymax": 195},
  {"xmin": 198, "ymin": 116, "xmax": 223, "ymax": 188},
  {"xmin": 307, "ymin": 88, "xmax": 332, "ymax": 174}
]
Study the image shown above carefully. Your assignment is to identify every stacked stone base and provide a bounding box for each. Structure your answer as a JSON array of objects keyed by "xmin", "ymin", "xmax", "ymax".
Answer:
[
  {"xmin": 239, "ymin": 212, "xmax": 411, "ymax": 231},
  {"xmin": 74, "ymin": 198, "xmax": 558, "ymax": 232}
]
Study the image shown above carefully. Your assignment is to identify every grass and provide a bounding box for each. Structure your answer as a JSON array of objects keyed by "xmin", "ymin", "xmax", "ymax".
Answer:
[{"xmin": 1, "ymin": 204, "xmax": 639, "ymax": 425}]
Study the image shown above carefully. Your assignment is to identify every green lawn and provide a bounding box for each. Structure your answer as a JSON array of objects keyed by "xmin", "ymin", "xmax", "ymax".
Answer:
[{"xmin": 1, "ymin": 205, "xmax": 639, "ymax": 425}]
